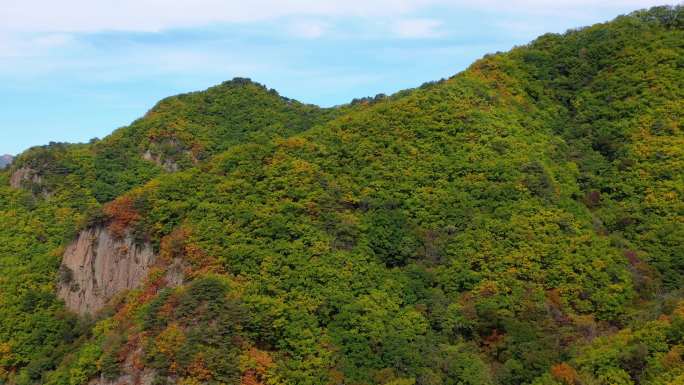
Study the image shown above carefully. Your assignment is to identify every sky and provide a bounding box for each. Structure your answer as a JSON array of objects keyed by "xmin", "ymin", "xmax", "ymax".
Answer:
[{"xmin": 0, "ymin": 0, "xmax": 675, "ymax": 155}]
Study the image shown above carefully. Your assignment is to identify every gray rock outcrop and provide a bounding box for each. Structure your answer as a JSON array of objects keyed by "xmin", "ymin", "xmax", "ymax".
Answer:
[
  {"xmin": 9, "ymin": 166, "xmax": 42, "ymax": 189},
  {"xmin": 58, "ymin": 226, "xmax": 156, "ymax": 315}
]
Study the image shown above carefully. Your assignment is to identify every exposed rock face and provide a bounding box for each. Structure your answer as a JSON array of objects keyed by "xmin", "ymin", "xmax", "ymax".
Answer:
[
  {"xmin": 9, "ymin": 166, "xmax": 42, "ymax": 189},
  {"xmin": 58, "ymin": 226, "xmax": 156, "ymax": 315},
  {"xmin": 143, "ymin": 138, "xmax": 200, "ymax": 172},
  {"xmin": 142, "ymin": 150, "xmax": 179, "ymax": 172}
]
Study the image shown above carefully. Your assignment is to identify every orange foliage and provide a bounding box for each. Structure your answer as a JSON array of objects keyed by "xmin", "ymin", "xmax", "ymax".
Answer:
[
  {"xmin": 160, "ymin": 228, "xmax": 191, "ymax": 262},
  {"xmin": 662, "ymin": 346, "xmax": 683, "ymax": 369},
  {"xmin": 673, "ymin": 302, "xmax": 684, "ymax": 318},
  {"xmin": 240, "ymin": 348, "xmax": 274, "ymax": 385},
  {"xmin": 160, "ymin": 227, "xmax": 223, "ymax": 277},
  {"xmin": 113, "ymin": 270, "xmax": 165, "ymax": 324},
  {"xmin": 329, "ymin": 369, "xmax": 345, "ymax": 385},
  {"xmin": 103, "ymin": 195, "xmax": 141, "ymax": 237},
  {"xmin": 137, "ymin": 269, "xmax": 167, "ymax": 304},
  {"xmin": 241, "ymin": 371, "xmax": 260, "ymax": 385},
  {"xmin": 550, "ymin": 363, "xmax": 578, "ymax": 385},
  {"xmin": 188, "ymin": 353, "xmax": 213, "ymax": 381},
  {"xmin": 547, "ymin": 289, "xmax": 563, "ymax": 307},
  {"xmin": 159, "ymin": 294, "xmax": 178, "ymax": 319},
  {"xmin": 250, "ymin": 348, "xmax": 274, "ymax": 373}
]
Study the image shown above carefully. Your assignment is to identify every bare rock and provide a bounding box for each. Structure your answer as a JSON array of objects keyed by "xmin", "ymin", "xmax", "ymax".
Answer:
[
  {"xmin": 58, "ymin": 226, "xmax": 156, "ymax": 315},
  {"xmin": 142, "ymin": 150, "xmax": 179, "ymax": 172},
  {"xmin": 9, "ymin": 167, "xmax": 42, "ymax": 189}
]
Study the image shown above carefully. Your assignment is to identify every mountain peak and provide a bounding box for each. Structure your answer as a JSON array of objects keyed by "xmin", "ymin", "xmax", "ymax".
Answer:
[{"xmin": 0, "ymin": 154, "xmax": 13, "ymax": 169}]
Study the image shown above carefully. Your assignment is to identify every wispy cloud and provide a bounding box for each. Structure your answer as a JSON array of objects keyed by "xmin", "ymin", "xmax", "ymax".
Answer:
[
  {"xmin": 1, "ymin": 0, "xmax": 669, "ymax": 34},
  {"xmin": 288, "ymin": 20, "xmax": 329, "ymax": 39},
  {"xmin": 0, "ymin": 33, "xmax": 76, "ymax": 59},
  {"xmin": 392, "ymin": 18, "xmax": 444, "ymax": 38},
  {"xmin": 0, "ymin": 0, "xmax": 438, "ymax": 33}
]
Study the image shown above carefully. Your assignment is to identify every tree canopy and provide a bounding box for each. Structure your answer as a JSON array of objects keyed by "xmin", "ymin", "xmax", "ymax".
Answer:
[{"xmin": 0, "ymin": 6, "xmax": 682, "ymax": 385}]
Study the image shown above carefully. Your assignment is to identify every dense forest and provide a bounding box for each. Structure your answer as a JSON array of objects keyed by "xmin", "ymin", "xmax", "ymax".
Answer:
[{"xmin": 0, "ymin": 6, "xmax": 682, "ymax": 385}]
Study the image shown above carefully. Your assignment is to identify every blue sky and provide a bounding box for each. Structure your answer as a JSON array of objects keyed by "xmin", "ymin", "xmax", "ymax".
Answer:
[{"xmin": 0, "ymin": 0, "xmax": 674, "ymax": 155}]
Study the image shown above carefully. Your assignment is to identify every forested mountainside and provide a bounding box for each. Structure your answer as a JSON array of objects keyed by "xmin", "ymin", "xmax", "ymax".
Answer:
[
  {"xmin": 7, "ymin": 79, "xmax": 337, "ymax": 204},
  {"xmin": 0, "ymin": 6, "xmax": 682, "ymax": 385}
]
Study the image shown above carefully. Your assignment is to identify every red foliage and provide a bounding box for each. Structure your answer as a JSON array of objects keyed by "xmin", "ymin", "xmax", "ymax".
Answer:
[
  {"xmin": 188, "ymin": 353, "xmax": 213, "ymax": 381},
  {"xmin": 241, "ymin": 371, "xmax": 260, "ymax": 385},
  {"xmin": 551, "ymin": 363, "xmax": 578, "ymax": 385},
  {"xmin": 137, "ymin": 269, "xmax": 166, "ymax": 304},
  {"xmin": 103, "ymin": 195, "xmax": 141, "ymax": 237}
]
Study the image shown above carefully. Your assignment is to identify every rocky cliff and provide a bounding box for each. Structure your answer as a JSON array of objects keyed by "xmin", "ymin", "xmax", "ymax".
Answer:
[
  {"xmin": 9, "ymin": 166, "xmax": 42, "ymax": 189},
  {"xmin": 57, "ymin": 226, "xmax": 156, "ymax": 315}
]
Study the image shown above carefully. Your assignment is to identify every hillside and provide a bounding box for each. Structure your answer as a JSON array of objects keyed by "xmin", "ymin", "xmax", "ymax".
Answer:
[
  {"xmin": 8, "ymin": 79, "xmax": 337, "ymax": 204},
  {"xmin": 0, "ymin": 6, "xmax": 682, "ymax": 385}
]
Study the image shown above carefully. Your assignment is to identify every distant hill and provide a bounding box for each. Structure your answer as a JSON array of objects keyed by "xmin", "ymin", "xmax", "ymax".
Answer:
[
  {"xmin": 0, "ymin": 154, "xmax": 13, "ymax": 169},
  {"xmin": 0, "ymin": 6, "xmax": 682, "ymax": 385}
]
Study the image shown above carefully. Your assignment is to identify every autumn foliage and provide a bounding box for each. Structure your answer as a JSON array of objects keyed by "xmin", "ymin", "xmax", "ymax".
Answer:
[
  {"xmin": 240, "ymin": 348, "xmax": 274, "ymax": 385},
  {"xmin": 550, "ymin": 363, "xmax": 578, "ymax": 385},
  {"xmin": 103, "ymin": 195, "xmax": 141, "ymax": 237},
  {"xmin": 0, "ymin": 6, "xmax": 682, "ymax": 385}
]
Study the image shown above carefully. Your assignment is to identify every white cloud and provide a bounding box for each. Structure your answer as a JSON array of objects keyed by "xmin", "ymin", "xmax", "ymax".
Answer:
[
  {"xmin": 392, "ymin": 18, "xmax": 444, "ymax": 38},
  {"xmin": 0, "ymin": 0, "xmax": 438, "ymax": 33},
  {"xmin": 458, "ymin": 0, "xmax": 674, "ymax": 19},
  {"xmin": 472, "ymin": 0, "xmax": 667, "ymax": 8},
  {"xmin": 288, "ymin": 20, "xmax": 329, "ymax": 38},
  {"xmin": 32, "ymin": 33, "xmax": 74, "ymax": 47},
  {"xmin": 0, "ymin": 0, "xmax": 670, "ymax": 34},
  {"xmin": 0, "ymin": 33, "xmax": 75, "ymax": 59}
]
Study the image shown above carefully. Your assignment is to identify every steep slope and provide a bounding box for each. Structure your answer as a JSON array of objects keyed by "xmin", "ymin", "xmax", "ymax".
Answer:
[
  {"xmin": 0, "ymin": 6, "xmax": 681, "ymax": 385},
  {"xmin": 0, "ymin": 79, "xmax": 339, "ymax": 385},
  {"xmin": 510, "ymin": 8, "xmax": 684, "ymax": 289},
  {"xmin": 57, "ymin": 226, "xmax": 157, "ymax": 315}
]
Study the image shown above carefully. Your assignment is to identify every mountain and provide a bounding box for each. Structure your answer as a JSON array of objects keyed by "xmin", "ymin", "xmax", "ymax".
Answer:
[
  {"xmin": 0, "ymin": 155, "xmax": 13, "ymax": 169},
  {"xmin": 0, "ymin": 6, "xmax": 682, "ymax": 385},
  {"xmin": 6, "ymin": 79, "xmax": 340, "ymax": 204}
]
